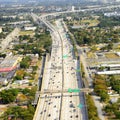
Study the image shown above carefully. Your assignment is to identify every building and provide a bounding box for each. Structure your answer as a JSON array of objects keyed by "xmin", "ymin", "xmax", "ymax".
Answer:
[
  {"xmin": 24, "ymin": 26, "xmax": 37, "ymax": 31},
  {"xmin": 66, "ymin": 17, "xmax": 72, "ymax": 20},
  {"xmin": 0, "ymin": 56, "xmax": 22, "ymax": 72},
  {"xmin": 104, "ymin": 12, "xmax": 120, "ymax": 17},
  {"xmin": 98, "ymin": 64, "xmax": 120, "ymax": 70},
  {"xmin": 2, "ymin": 15, "xmax": 16, "ymax": 19},
  {"xmin": 8, "ymin": 20, "xmax": 30, "ymax": 25},
  {"xmin": 97, "ymin": 70, "xmax": 120, "ymax": 75},
  {"xmin": 0, "ymin": 78, "xmax": 8, "ymax": 85},
  {"xmin": 72, "ymin": 6, "xmax": 75, "ymax": 11},
  {"xmin": 116, "ymin": 52, "xmax": 120, "ymax": 56},
  {"xmin": 13, "ymin": 80, "xmax": 29, "ymax": 85},
  {"xmin": 0, "ymin": 27, "xmax": 2, "ymax": 33},
  {"xmin": 96, "ymin": 64, "xmax": 120, "ymax": 75}
]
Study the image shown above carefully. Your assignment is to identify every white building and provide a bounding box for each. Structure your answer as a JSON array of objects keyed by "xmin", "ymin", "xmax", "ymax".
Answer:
[
  {"xmin": 24, "ymin": 26, "xmax": 37, "ymax": 31},
  {"xmin": 104, "ymin": 12, "xmax": 120, "ymax": 17},
  {"xmin": 72, "ymin": 6, "xmax": 75, "ymax": 11},
  {"xmin": 0, "ymin": 27, "xmax": 2, "ymax": 33},
  {"xmin": 14, "ymin": 80, "xmax": 29, "ymax": 85},
  {"xmin": 116, "ymin": 52, "xmax": 120, "ymax": 56},
  {"xmin": 97, "ymin": 70, "xmax": 120, "ymax": 75}
]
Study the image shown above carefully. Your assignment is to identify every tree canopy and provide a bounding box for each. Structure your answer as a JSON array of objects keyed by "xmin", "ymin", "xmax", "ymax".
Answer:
[
  {"xmin": 1, "ymin": 105, "xmax": 35, "ymax": 120},
  {"xmin": 0, "ymin": 89, "xmax": 18, "ymax": 104}
]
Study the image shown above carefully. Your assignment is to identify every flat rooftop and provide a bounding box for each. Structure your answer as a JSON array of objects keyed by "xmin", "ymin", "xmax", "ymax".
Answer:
[
  {"xmin": 97, "ymin": 64, "xmax": 120, "ymax": 68},
  {"xmin": 0, "ymin": 56, "xmax": 22, "ymax": 68},
  {"xmin": 97, "ymin": 70, "xmax": 120, "ymax": 75}
]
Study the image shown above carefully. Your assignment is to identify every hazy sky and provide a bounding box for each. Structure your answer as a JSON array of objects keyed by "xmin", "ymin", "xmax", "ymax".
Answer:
[{"xmin": 0, "ymin": 0, "xmax": 113, "ymax": 3}]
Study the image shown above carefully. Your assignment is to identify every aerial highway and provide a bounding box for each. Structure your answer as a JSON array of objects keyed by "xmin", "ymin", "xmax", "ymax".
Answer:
[
  {"xmin": 32, "ymin": 13, "xmax": 88, "ymax": 120},
  {"xmin": 31, "ymin": 4, "xmax": 120, "ymax": 120}
]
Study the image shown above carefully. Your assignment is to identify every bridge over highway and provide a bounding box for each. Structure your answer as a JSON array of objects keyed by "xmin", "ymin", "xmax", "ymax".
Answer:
[{"xmin": 39, "ymin": 88, "xmax": 91, "ymax": 94}]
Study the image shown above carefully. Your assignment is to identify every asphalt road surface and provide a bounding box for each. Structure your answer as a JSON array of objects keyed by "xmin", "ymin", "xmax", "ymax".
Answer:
[{"xmin": 33, "ymin": 19, "xmax": 88, "ymax": 120}]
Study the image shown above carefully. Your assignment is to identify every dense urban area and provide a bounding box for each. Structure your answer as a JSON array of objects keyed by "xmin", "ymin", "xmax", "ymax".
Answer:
[{"xmin": 0, "ymin": 0, "xmax": 120, "ymax": 120}]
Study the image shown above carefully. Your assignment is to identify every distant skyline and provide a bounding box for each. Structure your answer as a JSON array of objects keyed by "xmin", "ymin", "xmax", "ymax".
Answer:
[{"xmin": 0, "ymin": 0, "xmax": 120, "ymax": 4}]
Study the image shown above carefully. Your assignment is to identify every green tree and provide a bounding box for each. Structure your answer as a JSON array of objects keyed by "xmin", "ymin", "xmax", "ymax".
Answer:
[
  {"xmin": 20, "ymin": 61, "xmax": 29, "ymax": 68},
  {"xmin": 107, "ymin": 43, "xmax": 113, "ymax": 51},
  {"xmin": 108, "ymin": 76, "xmax": 120, "ymax": 93},
  {"xmin": 14, "ymin": 75, "xmax": 22, "ymax": 80},
  {"xmin": 104, "ymin": 103, "xmax": 119, "ymax": 118},
  {"xmin": 21, "ymin": 87, "xmax": 37, "ymax": 102},
  {"xmin": 0, "ymin": 89, "xmax": 18, "ymax": 104},
  {"xmin": 115, "ymin": 111, "xmax": 120, "ymax": 119},
  {"xmin": 86, "ymin": 95, "xmax": 100, "ymax": 120},
  {"xmin": 2, "ymin": 105, "xmax": 35, "ymax": 120},
  {"xmin": 20, "ymin": 56, "xmax": 31, "ymax": 69},
  {"xmin": 32, "ymin": 66, "xmax": 38, "ymax": 71},
  {"xmin": 99, "ymin": 90, "xmax": 109, "ymax": 102}
]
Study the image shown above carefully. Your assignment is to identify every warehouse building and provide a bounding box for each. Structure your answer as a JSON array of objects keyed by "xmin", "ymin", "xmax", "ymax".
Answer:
[{"xmin": 0, "ymin": 56, "xmax": 22, "ymax": 72}]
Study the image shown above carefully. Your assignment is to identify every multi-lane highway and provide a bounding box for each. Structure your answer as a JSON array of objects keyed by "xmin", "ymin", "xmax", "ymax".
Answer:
[
  {"xmin": 33, "ymin": 14, "xmax": 88, "ymax": 120},
  {"xmin": 31, "ymin": 4, "xmax": 120, "ymax": 119}
]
